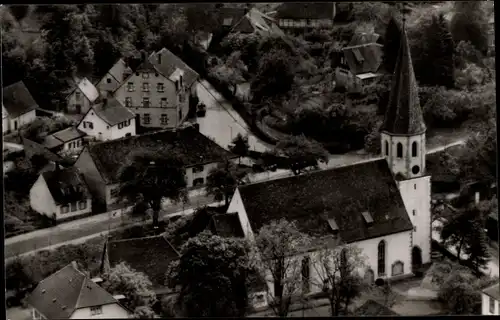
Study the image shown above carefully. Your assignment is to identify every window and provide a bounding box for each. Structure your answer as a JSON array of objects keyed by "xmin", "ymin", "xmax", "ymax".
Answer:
[
  {"xmin": 87, "ymin": 122, "xmax": 94, "ymax": 129},
  {"xmin": 412, "ymin": 209, "xmax": 416, "ymax": 216},
  {"xmin": 143, "ymin": 113, "xmax": 151, "ymax": 125},
  {"xmin": 414, "ymin": 184, "xmax": 416, "ymax": 190},
  {"xmin": 70, "ymin": 202, "xmax": 77, "ymax": 212},
  {"xmin": 193, "ymin": 177, "xmax": 204, "ymax": 186},
  {"xmin": 75, "ymin": 91, "xmax": 81, "ymax": 101},
  {"xmin": 142, "ymin": 73, "xmax": 149, "ymax": 79},
  {"xmin": 122, "ymin": 98, "xmax": 131, "ymax": 108},
  {"xmin": 385, "ymin": 140, "xmax": 389, "ymax": 156},
  {"xmin": 301, "ymin": 256, "xmax": 310, "ymax": 293},
  {"xmin": 127, "ymin": 82, "xmax": 134, "ymax": 92},
  {"xmin": 142, "ymin": 97, "xmax": 150, "ymax": 108},
  {"xmin": 142, "ymin": 82, "xmax": 150, "ymax": 92},
  {"xmin": 179, "ymin": 109, "xmax": 183, "ymax": 121},
  {"xmin": 192, "ymin": 165, "xmax": 204, "ymax": 173},
  {"xmin": 78, "ymin": 201, "xmax": 87, "ymax": 210},
  {"xmin": 397, "ymin": 142, "xmax": 403, "ymax": 158},
  {"xmin": 157, "ymin": 83, "xmax": 164, "ymax": 92},
  {"xmin": 61, "ymin": 206, "xmax": 69, "ymax": 214},
  {"xmin": 412, "ymin": 141, "xmax": 418, "ymax": 157},
  {"xmin": 179, "ymin": 93, "xmax": 185, "ymax": 103},
  {"xmin": 110, "ymin": 187, "xmax": 119, "ymax": 198},
  {"xmin": 118, "ymin": 122, "xmax": 123, "ymax": 129},
  {"xmin": 391, "ymin": 261, "xmax": 404, "ymax": 276},
  {"xmin": 106, "ymin": 78, "xmax": 112, "ymax": 84},
  {"xmin": 160, "ymin": 98, "xmax": 168, "ymax": 108},
  {"xmin": 490, "ymin": 295, "xmax": 495, "ymax": 313},
  {"xmin": 90, "ymin": 306, "xmax": 103, "ymax": 316},
  {"xmin": 413, "ymin": 226, "xmax": 417, "ymax": 232},
  {"xmin": 377, "ymin": 240, "xmax": 386, "ymax": 276},
  {"xmin": 160, "ymin": 114, "xmax": 168, "ymax": 125}
]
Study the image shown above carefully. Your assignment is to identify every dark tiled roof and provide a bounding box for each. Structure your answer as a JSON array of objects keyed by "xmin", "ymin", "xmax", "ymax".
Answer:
[
  {"xmin": 355, "ymin": 300, "xmax": 399, "ymax": 316},
  {"xmin": 42, "ymin": 167, "xmax": 91, "ymax": 205},
  {"xmin": 238, "ymin": 159, "xmax": 413, "ymax": 243},
  {"xmin": 209, "ymin": 212, "xmax": 245, "ymax": 238},
  {"xmin": 92, "ymin": 98, "xmax": 135, "ymax": 126},
  {"xmin": 106, "ymin": 235, "xmax": 180, "ymax": 288},
  {"xmin": 275, "ymin": 3, "xmax": 336, "ymax": 20},
  {"xmin": 27, "ymin": 263, "xmax": 118, "ymax": 319},
  {"xmin": 381, "ymin": 28, "xmax": 426, "ymax": 135},
  {"xmin": 483, "ymin": 283, "xmax": 500, "ymax": 301},
  {"xmin": 22, "ymin": 137, "xmax": 63, "ymax": 163},
  {"xmin": 87, "ymin": 127, "xmax": 236, "ymax": 184},
  {"xmin": 108, "ymin": 58, "xmax": 132, "ymax": 83},
  {"xmin": 50, "ymin": 127, "xmax": 87, "ymax": 143},
  {"xmin": 2, "ymin": 80, "xmax": 38, "ymax": 117},
  {"xmin": 150, "ymin": 48, "xmax": 199, "ymax": 88},
  {"xmin": 342, "ymin": 43, "xmax": 383, "ymax": 75}
]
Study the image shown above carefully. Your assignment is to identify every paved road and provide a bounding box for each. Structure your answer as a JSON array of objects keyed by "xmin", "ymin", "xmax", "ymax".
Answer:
[{"xmin": 195, "ymin": 79, "xmax": 271, "ymax": 153}]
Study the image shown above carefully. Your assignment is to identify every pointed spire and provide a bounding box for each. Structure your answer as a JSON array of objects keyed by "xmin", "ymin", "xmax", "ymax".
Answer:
[{"xmin": 381, "ymin": 4, "xmax": 426, "ymax": 135}]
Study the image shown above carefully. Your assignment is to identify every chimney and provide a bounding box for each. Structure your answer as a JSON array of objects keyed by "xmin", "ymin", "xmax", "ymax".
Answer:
[{"xmin": 158, "ymin": 53, "xmax": 162, "ymax": 65}]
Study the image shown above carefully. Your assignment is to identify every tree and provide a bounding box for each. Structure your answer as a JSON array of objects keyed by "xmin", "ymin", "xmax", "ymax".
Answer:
[
  {"xmin": 9, "ymin": 5, "xmax": 30, "ymax": 21},
  {"xmin": 5, "ymin": 256, "xmax": 36, "ymax": 295},
  {"xmin": 312, "ymin": 245, "xmax": 366, "ymax": 316},
  {"xmin": 117, "ymin": 150, "xmax": 188, "ymax": 228},
  {"xmin": 255, "ymin": 219, "xmax": 312, "ymax": 317},
  {"xmin": 205, "ymin": 161, "xmax": 248, "ymax": 207},
  {"xmin": 439, "ymin": 271, "xmax": 481, "ymax": 314},
  {"xmin": 228, "ymin": 133, "xmax": 250, "ymax": 161},
  {"xmin": 450, "ymin": 1, "xmax": 488, "ymax": 54},
  {"xmin": 271, "ymin": 135, "xmax": 329, "ymax": 175},
  {"xmin": 166, "ymin": 232, "xmax": 255, "ymax": 317},
  {"xmin": 132, "ymin": 306, "xmax": 156, "ymax": 319},
  {"xmin": 102, "ymin": 262, "xmax": 157, "ymax": 313},
  {"xmin": 382, "ymin": 15, "xmax": 401, "ymax": 74}
]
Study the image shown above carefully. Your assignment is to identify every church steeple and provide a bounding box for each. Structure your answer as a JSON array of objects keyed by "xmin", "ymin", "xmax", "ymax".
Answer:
[
  {"xmin": 381, "ymin": 12, "xmax": 426, "ymax": 135},
  {"xmin": 380, "ymin": 5, "xmax": 427, "ymax": 180}
]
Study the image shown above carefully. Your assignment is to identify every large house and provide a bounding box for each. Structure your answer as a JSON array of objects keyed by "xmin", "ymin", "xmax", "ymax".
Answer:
[
  {"xmin": 65, "ymin": 77, "xmax": 100, "ymax": 114},
  {"xmin": 95, "ymin": 58, "xmax": 133, "ymax": 97},
  {"xmin": 335, "ymin": 32, "xmax": 383, "ymax": 93},
  {"xmin": 482, "ymin": 283, "xmax": 499, "ymax": 315},
  {"xmin": 77, "ymin": 98, "xmax": 136, "ymax": 141},
  {"xmin": 224, "ymin": 24, "xmax": 432, "ymax": 299},
  {"xmin": 42, "ymin": 127, "xmax": 87, "ymax": 156},
  {"xmin": 113, "ymin": 48, "xmax": 198, "ymax": 129},
  {"xmin": 2, "ymin": 81, "xmax": 38, "ymax": 133},
  {"xmin": 275, "ymin": 2, "xmax": 336, "ymax": 33},
  {"xmin": 74, "ymin": 126, "xmax": 236, "ymax": 212},
  {"xmin": 27, "ymin": 262, "xmax": 130, "ymax": 319},
  {"xmin": 229, "ymin": 7, "xmax": 284, "ymax": 37},
  {"xmin": 30, "ymin": 167, "xmax": 92, "ymax": 222}
]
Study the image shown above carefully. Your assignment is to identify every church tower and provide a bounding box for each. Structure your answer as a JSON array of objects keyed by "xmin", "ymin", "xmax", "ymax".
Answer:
[{"xmin": 380, "ymin": 13, "xmax": 431, "ymax": 269}]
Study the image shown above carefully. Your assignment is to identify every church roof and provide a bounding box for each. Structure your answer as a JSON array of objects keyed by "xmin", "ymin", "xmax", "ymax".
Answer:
[{"xmin": 381, "ymin": 25, "xmax": 426, "ymax": 135}]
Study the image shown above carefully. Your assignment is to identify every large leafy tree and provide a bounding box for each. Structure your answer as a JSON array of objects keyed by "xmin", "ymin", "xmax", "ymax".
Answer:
[
  {"xmin": 205, "ymin": 161, "xmax": 248, "ymax": 207},
  {"xmin": 166, "ymin": 232, "xmax": 255, "ymax": 317},
  {"xmin": 255, "ymin": 219, "xmax": 312, "ymax": 317},
  {"xmin": 312, "ymin": 246, "xmax": 366, "ymax": 316},
  {"xmin": 382, "ymin": 15, "xmax": 401, "ymax": 74},
  {"xmin": 269, "ymin": 135, "xmax": 329, "ymax": 176},
  {"xmin": 450, "ymin": 1, "xmax": 489, "ymax": 54},
  {"xmin": 117, "ymin": 149, "xmax": 188, "ymax": 228},
  {"xmin": 102, "ymin": 262, "xmax": 157, "ymax": 314},
  {"xmin": 228, "ymin": 133, "xmax": 250, "ymax": 161}
]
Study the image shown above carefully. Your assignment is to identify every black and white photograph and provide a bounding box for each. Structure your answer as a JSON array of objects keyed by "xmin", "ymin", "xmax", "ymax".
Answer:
[{"xmin": 2, "ymin": 1, "xmax": 498, "ymax": 318}]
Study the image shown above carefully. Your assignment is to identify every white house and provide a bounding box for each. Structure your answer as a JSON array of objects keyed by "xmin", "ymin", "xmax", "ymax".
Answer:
[
  {"xmin": 42, "ymin": 127, "xmax": 87, "ymax": 156},
  {"xmin": 482, "ymin": 283, "xmax": 500, "ymax": 315},
  {"xmin": 95, "ymin": 58, "xmax": 133, "ymax": 97},
  {"xmin": 27, "ymin": 262, "xmax": 130, "ymax": 319},
  {"xmin": 29, "ymin": 166, "xmax": 92, "ymax": 222},
  {"xmin": 77, "ymin": 97, "xmax": 136, "ymax": 141},
  {"xmin": 225, "ymin": 23, "xmax": 432, "ymax": 301},
  {"xmin": 2, "ymin": 80, "xmax": 38, "ymax": 133},
  {"xmin": 66, "ymin": 77, "xmax": 100, "ymax": 114},
  {"xmin": 275, "ymin": 2, "xmax": 336, "ymax": 33}
]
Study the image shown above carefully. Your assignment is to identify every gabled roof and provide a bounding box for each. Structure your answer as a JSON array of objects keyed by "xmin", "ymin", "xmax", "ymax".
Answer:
[
  {"xmin": 41, "ymin": 167, "xmax": 91, "ymax": 205},
  {"xmin": 106, "ymin": 235, "xmax": 180, "ymax": 288},
  {"xmin": 107, "ymin": 58, "xmax": 132, "ymax": 83},
  {"xmin": 27, "ymin": 263, "xmax": 119, "ymax": 319},
  {"xmin": 73, "ymin": 78, "xmax": 99, "ymax": 103},
  {"xmin": 85, "ymin": 126, "xmax": 236, "ymax": 184},
  {"xmin": 42, "ymin": 127, "xmax": 86, "ymax": 149},
  {"xmin": 22, "ymin": 137, "xmax": 63, "ymax": 163},
  {"xmin": 275, "ymin": 3, "xmax": 336, "ymax": 20},
  {"xmin": 342, "ymin": 43, "xmax": 383, "ymax": 75},
  {"xmin": 355, "ymin": 300, "xmax": 399, "ymax": 316},
  {"xmin": 483, "ymin": 283, "xmax": 500, "ymax": 301},
  {"xmin": 209, "ymin": 212, "xmax": 245, "ymax": 238},
  {"xmin": 381, "ymin": 26, "xmax": 426, "ymax": 135},
  {"xmin": 237, "ymin": 159, "xmax": 413, "ymax": 243},
  {"xmin": 231, "ymin": 8, "xmax": 283, "ymax": 36},
  {"xmin": 149, "ymin": 48, "xmax": 199, "ymax": 88},
  {"xmin": 2, "ymin": 80, "xmax": 38, "ymax": 117},
  {"xmin": 90, "ymin": 98, "xmax": 135, "ymax": 126}
]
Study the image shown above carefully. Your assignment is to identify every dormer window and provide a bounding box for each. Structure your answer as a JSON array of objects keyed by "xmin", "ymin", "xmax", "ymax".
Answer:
[
  {"xmin": 142, "ymin": 82, "xmax": 150, "ymax": 92},
  {"xmin": 75, "ymin": 91, "xmax": 81, "ymax": 101},
  {"xmin": 157, "ymin": 83, "xmax": 164, "ymax": 92},
  {"xmin": 362, "ymin": 211, "xmax": 374, "ymax": 225}
]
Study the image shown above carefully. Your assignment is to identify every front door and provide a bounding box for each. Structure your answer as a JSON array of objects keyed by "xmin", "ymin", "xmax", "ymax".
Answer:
[{"xmin": 412, "ymin": 246, "xmax": 423, "ymax": 273}]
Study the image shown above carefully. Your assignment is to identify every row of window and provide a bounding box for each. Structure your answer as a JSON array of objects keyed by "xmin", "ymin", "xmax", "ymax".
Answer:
[
  {"xmin": 61, "ymin": 200, "xmax": 87, "ymax": 214},
  {"xmin": 83, "ymin": 121, "xmax": 94, "ymax": 129},
  {"xmin": 125, "ymin": 95, "xmax": 185, "ymax": 108},
  {"xmin": 384, "ymin": 141, "xmax": 419, "ymax": 158},
  {"xmin": 90, "ymin": 306, "xmax": 103, "ymax": 316},
  {"xmin": 67, "ymin": 139, "xmax": 82, "ymax": 149},
  {"xmin": 141, "ymin": 110, "xmax": 183, "ymax": 125},
  {"xmin": 279, "ymin": 19, "xmax": 330, "ymax": 28},
  {"xmin": 127, "ymin": 82, "xmax": 165, "ymax": 93},
  {"xmin": 117, "ymin": 119, "xmax": 132, "ymax": 129}
]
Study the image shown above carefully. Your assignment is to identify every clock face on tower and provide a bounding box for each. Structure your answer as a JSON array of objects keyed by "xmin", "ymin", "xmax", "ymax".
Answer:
[{"xmin": 412, "ymin": 165, "xmax": 420, "ymax": 175}]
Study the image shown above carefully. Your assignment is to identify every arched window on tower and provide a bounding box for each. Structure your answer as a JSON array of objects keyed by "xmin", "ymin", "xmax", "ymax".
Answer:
[
  {"xmin": 412, "ymin": 141, "xmax": 418, "ymax": 157},
  {"xmin": 397, "ymin": 143, "xmax": 403, "ymax": 158},
  {"xmin": 378, "ymin": 240, "xmax": 386, "ymax": 276},
  {"xmin": 385, "ymin": 141, "xmax": 389, "ymax": 156}
]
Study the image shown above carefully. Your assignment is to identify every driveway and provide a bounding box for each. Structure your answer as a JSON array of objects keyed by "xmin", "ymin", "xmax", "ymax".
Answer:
[{"xmin": 195, "ymin": 80, "xmax": 271, "ymax": 153}]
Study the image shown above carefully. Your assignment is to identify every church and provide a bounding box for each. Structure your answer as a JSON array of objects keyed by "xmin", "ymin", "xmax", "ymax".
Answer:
[{"xmin": 225, "ymin": 20, "xmax": 432, "ymax": 295}]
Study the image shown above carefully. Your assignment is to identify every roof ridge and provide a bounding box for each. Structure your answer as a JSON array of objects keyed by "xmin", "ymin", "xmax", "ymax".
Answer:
[{"xmin": 74, "ymin": 271, "xmax": 87, "ymax": 310}]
